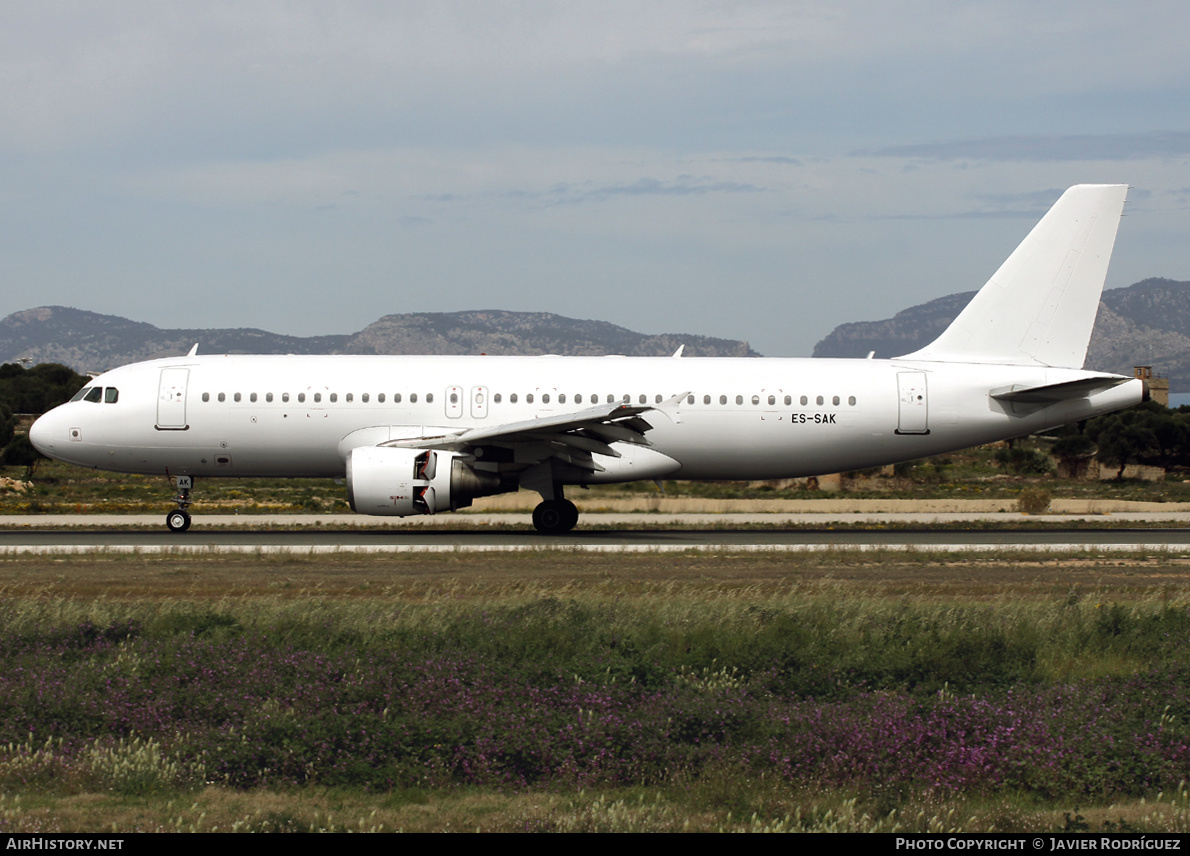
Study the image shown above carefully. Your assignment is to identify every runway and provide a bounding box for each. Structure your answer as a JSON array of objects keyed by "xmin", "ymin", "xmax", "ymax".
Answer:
[{"xmin": 3, "ymin": 514, "xmax": 1190, "ymax": 554}]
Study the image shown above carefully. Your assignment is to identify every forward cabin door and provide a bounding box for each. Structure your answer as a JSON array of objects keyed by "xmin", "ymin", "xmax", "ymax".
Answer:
[
  {"xmin": 156, "ymin": 368, "xmax": 189, "ymax": 430},
  {"xmin": 895, "ymin": 371, "xmax": 929, "ymax": 435}
]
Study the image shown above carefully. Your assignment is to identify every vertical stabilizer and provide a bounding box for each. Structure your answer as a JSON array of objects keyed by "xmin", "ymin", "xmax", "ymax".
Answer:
[{"xmin": 898, "ymin": 184, "xmax": 1128, "ymax": 368}]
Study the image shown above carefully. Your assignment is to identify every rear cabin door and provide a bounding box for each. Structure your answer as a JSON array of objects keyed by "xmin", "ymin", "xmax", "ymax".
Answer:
[{"xmin": 895, "ymin": 372, "xmax": 929, "ymax": 435}]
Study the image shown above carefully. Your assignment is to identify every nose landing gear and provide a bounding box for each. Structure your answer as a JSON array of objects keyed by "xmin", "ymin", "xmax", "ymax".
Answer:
[{"xmin": 166, "ymin": 475, "xmax": 193, "ymax": 533}]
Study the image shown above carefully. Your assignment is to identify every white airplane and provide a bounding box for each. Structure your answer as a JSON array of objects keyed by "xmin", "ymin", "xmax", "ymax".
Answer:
[{"xmin": 29, "ymin": 184, "xmax": 1146, "ymax": 534}]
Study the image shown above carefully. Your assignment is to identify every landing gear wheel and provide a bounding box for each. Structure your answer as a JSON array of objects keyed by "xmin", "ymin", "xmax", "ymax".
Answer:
[
  {"xmin": 560, "ymin": 499, "xmax": 579, "ymax": 531},
  {"xmin": 166, "ymin": 509, "xmax": 191, "ymax": 533},
  {"xmin": 532, "ymin": 499, "xmax": 579, "ymax": 535}
]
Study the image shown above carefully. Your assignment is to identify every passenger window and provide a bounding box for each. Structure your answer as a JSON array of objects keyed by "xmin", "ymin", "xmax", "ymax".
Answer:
[
  {"xmin": 849, "ymin": 396, "xmax": 857, "ymax": 406},
  {"xmin": 84, "ymin": 387, "xmax": 102, "ymax": 403},
  {"xmin": 800, "ymin": 395, "xmax": 808, "ymax": 405},
  {"xmin": 450, "ymin": 392, "xmax": 458, "ymax": 404},
  {"xmin": 510, "ymin": 393, "xmax": 517, "ymax": 404},
  {"xmin": 234, "ymin": 393, "xmax": 242, "ymax": 402},
  {"xmin": 655, "ymin": 394, "xmax": 662, "ymax": 404},
  {"xmin": 784, "ymin": 395, "xmax": 791, "ymax": 405},
  {"xmin": 719, "ymin": 395, "xmax": 727, "ymax": 405},
  {"xmin": 394, "ymin": 393, "xmax": 401, "ymax": 403},
  {"xmin": 638, "ymin": 394, "xmax": 646, "ymax": 404},
  {"xmin": 298, "ymin": 393, "xmax": 305, "ymax": 403},
  {"xmin": 218, "ymin": 393, "xmax": 226, "ymax": 403},
  {"xmin": 751, "ymin": 395, "xmax": 759, "ymax": 405},
  {"xmin": 703, "ymin": 395, "xmax": 710, "ymax": 404},
  {"xmin": 377, "ymin": 393, "xmax": 384, "ymax": 403},
  {"xmin": 427, "ymin": 393, "xmax": 434, "ymax": 403},
  {"xmin": 330, "ymin": 393, "xmax": 338, "ymax": 403},
  {"xmin": 266, "ymin": 393, "xmax": 274, "ymax": 403},
  {"xmin": 574, "ymin": 394, "xmax": 581, "ymax": 404},
  {"xmin": 526, "ymin": 394, "xmax": 534, "ymax": 404},
  {"xmin": 313, "ymin": 393, "xmax": 321, "ymax": 403},
  {"xmin": 543, "ymin": 394, "xmax": 550, "ymax": 404},
  {"xmin": 816, "ymin": 396, "xmax": 824, "ymax": 405},
  {"xmin": 282, "ymin": 393, "xmax": 290, "ymax": 403},
  {"xmin": 202, "ymin": 392, "xmax": 210, "ymax": 402},
  {"xmin": 558, "ymin": 394, "xmax": 566, "ymax": 404},
  {"xmin": 687, "ymin": 395, "xmax": 694, "ymax": 405},
  {"xmin": 410, "ymin": 393, "xmax": 418, "ymax": 403},
  {"xmin": 735, "ymin": 395, "xmax": 743, "ymax": 405},
  {"xmin": 607, "ymin": 395, "xmax": 615, "ymax": 404},
  {"xmin": 768, "ymin": 395, "xmax": 775, "ymax": 405},
  {"xmin": 249, "ymin": 392, "xmax": 257, "ymax": 402},
  {"xmin": 494, "ymin": 393, "xmax": 502, "ymax": 403}
]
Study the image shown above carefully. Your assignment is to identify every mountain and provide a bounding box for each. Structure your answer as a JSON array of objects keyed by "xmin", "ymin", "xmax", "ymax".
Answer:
[
  {"xmin": 812, "ymin": 291, "xmax": 977, "ymax": 362},
  {"xmin": 813, "ymin": 278, "xmax": 1190, "ymax": 391},
  {"xmin": 343, "ymin": 310, "xmax": 756, "ymax": 358},
  {"xmin": 0, "ymin": 307, "xmax": 758, "ymax": 373}
]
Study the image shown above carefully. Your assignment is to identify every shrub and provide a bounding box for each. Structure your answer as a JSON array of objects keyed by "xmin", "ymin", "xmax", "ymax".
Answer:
[{"xmin": 1018, "ymin": 488, "xmax": 1052, "ymax": 514}]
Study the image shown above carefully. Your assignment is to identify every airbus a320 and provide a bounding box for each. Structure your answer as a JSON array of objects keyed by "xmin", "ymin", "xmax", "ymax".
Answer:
[{"xmin": 29, "ymin": 185, "xmax": 1146, "ymax": 534}]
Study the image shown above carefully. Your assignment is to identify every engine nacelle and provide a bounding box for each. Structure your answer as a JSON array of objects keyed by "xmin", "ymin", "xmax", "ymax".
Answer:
[{"xmin": 346, "ymin": 446, "xmax": 509, "ymax": 516}]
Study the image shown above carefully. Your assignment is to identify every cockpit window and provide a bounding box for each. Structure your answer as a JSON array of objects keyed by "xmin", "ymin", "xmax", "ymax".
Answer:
[
  {"xmin": 104, "ymin": 388, "xmax": 119, "ymax": 404},
  {"xmin": 71, "ymin": 386, "xmax": 91, "ymax": 402},
  {"xmin": 84, "ymin": 387, "xmax": 103, "ymax": 403}
]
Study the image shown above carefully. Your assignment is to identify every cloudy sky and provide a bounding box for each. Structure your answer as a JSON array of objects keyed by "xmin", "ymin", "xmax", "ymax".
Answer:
[{"xmin": 3, "ymin": 1, "xmax": 1189, "ymax": 357}]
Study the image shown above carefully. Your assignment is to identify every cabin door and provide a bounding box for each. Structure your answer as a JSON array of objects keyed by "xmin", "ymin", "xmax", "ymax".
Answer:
[
  {"xmin": 896, "ymin": 372, "xmax": 929, "ymax": 435},
  {"xmin": 156, "ymin": 368, "xmax": 189, "ymax": 430}
]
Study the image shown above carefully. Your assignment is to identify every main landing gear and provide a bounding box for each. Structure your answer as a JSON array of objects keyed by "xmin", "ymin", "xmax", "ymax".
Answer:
[
  {"xmin": 532, "ymin": 498, "xmax": 579, "ymax": 535},
  {"xmin": 166, "ymin": 475, "xmax": 193, "ymax": 533}
]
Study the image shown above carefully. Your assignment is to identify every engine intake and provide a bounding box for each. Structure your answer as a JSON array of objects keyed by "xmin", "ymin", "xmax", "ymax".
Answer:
[{"xmin": 346, "ymin": 446, "xmax": 510, "ymax": 516}]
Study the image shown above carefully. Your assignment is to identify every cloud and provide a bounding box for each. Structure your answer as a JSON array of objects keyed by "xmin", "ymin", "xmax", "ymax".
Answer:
[
  {"xmin": 579, "ymin": 176, "xmax": 765, "ymax": 200},
  {"xmin": 862, "ymin": 132, "xmax": 1190, "ymax": 162}
]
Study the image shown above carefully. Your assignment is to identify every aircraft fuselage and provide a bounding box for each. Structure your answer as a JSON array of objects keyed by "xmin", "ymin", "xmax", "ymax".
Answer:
[{"xmin": 30, "ymin": 353, "xmax": 1144, "ymax": 482}]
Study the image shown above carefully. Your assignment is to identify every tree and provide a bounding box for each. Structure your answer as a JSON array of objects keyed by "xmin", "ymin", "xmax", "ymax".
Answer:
[
  {"xmin": 1086, "ymin": 410, "xmax": 1160, "ymax": 478},
  {"xmin": 0, "ymin": 434, "xmax": 44, "ymax": 479},
  {"xmin": 1050, "ymin": 433, "xmax": 1096, "ymax": 478},
  {"xmin": 0, "ymin": 362, "xmax": 89, "ymax": 414}
]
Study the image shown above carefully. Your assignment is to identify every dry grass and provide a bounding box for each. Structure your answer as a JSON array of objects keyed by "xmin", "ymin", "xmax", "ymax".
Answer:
[{"xmin": 2, "ymin": 548, "xmax": 1190, "ymax": 601}]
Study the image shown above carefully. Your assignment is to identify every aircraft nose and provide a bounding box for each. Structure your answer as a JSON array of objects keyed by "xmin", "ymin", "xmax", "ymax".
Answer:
[{"xmin": 28, "ymin": 411, "xmax": 58, "ymax": 457}]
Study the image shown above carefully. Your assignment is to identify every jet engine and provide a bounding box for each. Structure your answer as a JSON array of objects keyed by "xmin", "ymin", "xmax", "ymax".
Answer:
[{"xmin": 346, "ymin": 446, "xmax": 510, "ymax": 516}]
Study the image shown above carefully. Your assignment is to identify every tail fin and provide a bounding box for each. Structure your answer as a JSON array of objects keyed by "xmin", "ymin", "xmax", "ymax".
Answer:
[{"xmin": 897, "ymin": 184, "xmax": 1128, "ymax": 368}]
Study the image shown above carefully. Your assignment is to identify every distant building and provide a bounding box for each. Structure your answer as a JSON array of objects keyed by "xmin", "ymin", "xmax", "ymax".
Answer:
[{"xmin": 1134, "ymin": 366, "xmax": 1170, "ymax": 406}]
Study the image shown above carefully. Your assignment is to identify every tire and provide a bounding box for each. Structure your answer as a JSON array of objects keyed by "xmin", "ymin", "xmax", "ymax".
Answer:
[
  {"xmin": 532, "ymin": 500, "xmax": 577, "ymax": 535},
  {"xmin": 560, "ymin": 499, "xmax": 579, "ymax": 531},
  {"xmin": 166, "ymin": 509, "xmax": 191, "ymax": 533}
]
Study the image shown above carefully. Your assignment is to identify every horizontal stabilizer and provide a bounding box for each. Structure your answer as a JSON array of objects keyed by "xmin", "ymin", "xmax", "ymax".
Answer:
[{"xmin": 990, "ymin": 375, "xmax": 1128, "ymax": 404}]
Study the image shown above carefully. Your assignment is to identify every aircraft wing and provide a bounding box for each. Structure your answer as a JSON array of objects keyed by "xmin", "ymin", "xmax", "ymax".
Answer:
[{"xmin": 379, "ymin": 401, "xmax": 663, "ymax": 472}]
